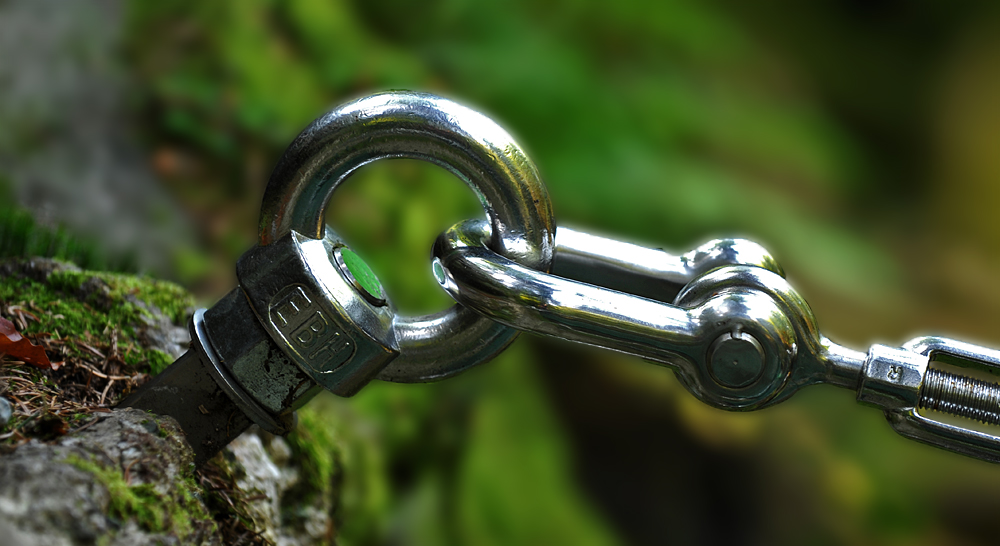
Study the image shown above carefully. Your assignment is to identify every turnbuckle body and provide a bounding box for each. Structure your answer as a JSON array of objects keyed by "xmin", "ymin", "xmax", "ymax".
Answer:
[
  {"xmin": 860, "ymin": 338, "xmax": 1000, "ymax": 462},
  {"xmin": 433, "ymin": 219, "xmax": 1000, "ymax": 462}
]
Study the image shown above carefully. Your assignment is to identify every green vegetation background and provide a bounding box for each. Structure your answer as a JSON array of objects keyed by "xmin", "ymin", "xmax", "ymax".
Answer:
[{"xmin": 12, "ymin": 1, "xmax": 1000, "ymax": 544}]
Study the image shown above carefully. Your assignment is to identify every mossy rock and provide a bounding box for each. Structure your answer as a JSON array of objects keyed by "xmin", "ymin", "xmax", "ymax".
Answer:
[
  {"xmin": 0, "ymin": 408, "xmax": 220, "ymax": 545},
  {"xmin": 0, "ymin": 257, "xmax": 192, "ymax": 374},
  {"xmin": 0, "ymin": 257, "xmax": 347, "ymax": 545}
]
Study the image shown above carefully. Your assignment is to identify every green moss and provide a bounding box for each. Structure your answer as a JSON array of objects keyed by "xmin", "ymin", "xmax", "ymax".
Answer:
[
  {"xmin": 279, "ymin": 409, "xmax": 341, "ymax": 545},
  {"xmin": 0, "ymin": 263, "xmax": 194, "ymax": 374},
  {"xmin": 173, "ymin": 475, "xmax": 215, "ymax": 537},
  {"xmin": 284, "ymin": 407, "xmax": 338, "ymax": 504},
  {"xmin": 1, "ymin": 274, "xmax": 113, "ymax": 336},
  {"xmin": 286, "ymin": 395, "xmax": 392, "ymax": 545},
  {"xmin": 66, "ymin": 454, "xmax": 168, "ymax": 533},
  {"xmin": 65, "ymin": 454, "xmax": 215, "ymax": 539},
  {"xmin": 47, "ymin": 269, "xmax": 195, "ymax": 325},
  {"xmin": 145, "ymin": 349, "xmax": 175, "ymax": 376}
]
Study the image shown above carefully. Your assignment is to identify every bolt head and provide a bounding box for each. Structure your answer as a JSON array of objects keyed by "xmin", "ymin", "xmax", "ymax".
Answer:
[{"xmin": 707, "ymin": 330, "xmax": 765, "ymax": 389}]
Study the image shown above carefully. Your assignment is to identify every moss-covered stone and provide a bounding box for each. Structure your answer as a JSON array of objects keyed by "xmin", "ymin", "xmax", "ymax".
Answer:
[
  {"xmin": 65, "ymin": 454, "xmax": 211, "ymax": 538},
  {"xmin": 0, "ymin": 255, "xmax": 357, "ymax": 544},
  {"xmin": 0, "ymin": 258, "xmax": 233, "ymax": 544},
  {"xmin": 60, "ymin": 414, "xmax": 213, "ymax": 539},
  {"xmin": 284, "ymin": 407, "xmax": 338, "ymax": 507},
  {"xmin": 0, "ymin": 409, "xmax": 222, "ymax": 545},
  {"xmin": 0, "ymin": 258, "xmax": 193, "ymax": 374}
]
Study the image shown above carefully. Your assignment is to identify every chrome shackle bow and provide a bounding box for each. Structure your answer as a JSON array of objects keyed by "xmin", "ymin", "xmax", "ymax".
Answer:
[
  {"xmin": 126, "ymin": 91, "xmax": 1000, "ymax": 466},
  {"xmin": 434, "ymin": 220, "xmax": 1000, "ymax": 462}
]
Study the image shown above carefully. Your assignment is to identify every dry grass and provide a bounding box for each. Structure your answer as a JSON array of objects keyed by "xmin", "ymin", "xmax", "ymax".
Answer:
[
  {"xmin": 198, "ymin": 457, "xmax": 274, "ymax": 546},
  {"xmin": 0, "ymin": 312, "xmax": 147, "ymax": 444}
]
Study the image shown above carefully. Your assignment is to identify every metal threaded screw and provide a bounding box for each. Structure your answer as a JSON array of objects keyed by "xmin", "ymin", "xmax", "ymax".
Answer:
[{"xmin": 918, "ymin": 368, "xmax": 1000, "ymax": 426}]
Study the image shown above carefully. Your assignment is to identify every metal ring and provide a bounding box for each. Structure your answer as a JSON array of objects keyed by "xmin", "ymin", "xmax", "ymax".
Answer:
[{"xmin": 257, "ymin": 91, "xmax": 555, "ymax": 382}]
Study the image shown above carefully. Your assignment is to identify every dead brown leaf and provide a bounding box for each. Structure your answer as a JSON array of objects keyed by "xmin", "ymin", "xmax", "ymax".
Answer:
[{"xmin": 0, "ymin": 316, "xmax": 55, "ymax": 370}]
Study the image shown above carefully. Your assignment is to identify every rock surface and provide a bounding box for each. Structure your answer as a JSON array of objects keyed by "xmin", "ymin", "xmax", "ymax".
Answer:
[
  {"xmin": 0, "ymin": 256, "xmax": 339, "ymax": 545},
  {"xmin": 0, "ymin": 256, "xmax": 193, "ymax": 364},
  {"xmin": 0, "ymin": 408, "xmax": 219, "ymax": 545},
  {"xmin": 225, "ymin": 432, "xmax": 333, "ymax": 546},
  {"xmin": 0, "ymin": 409, "xmax": 335, "ymax": 545}
]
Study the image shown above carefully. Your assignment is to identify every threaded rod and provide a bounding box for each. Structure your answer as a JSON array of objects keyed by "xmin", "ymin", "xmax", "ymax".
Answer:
[{"xmin": 918, "ymin": 368, "xmax": 1000, "ymax": 426}]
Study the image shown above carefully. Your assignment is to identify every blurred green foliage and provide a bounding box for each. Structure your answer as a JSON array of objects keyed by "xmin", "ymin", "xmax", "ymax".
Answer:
[
  {"xmin": 301, "ymin": 344, "xmax": 619, "ymax": 546},
  {"xmin": 125, "ymin": 0, "xmax": 909, "ymax": 305},
  {"xmin": 0, "ymin": 0, "xmax": 977, "ymax": 544}
]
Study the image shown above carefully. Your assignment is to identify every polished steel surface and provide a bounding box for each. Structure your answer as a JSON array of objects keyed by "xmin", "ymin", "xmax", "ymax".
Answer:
[
  {"xmin": 255, "ymin": 91, "xmax": 555, "ymax": 382},
  {"xmin": 856, "ymin": 344, "xmax": 928, "ymax": 410},
  {"xmin": 880, "ymin": 337, "xmax": 1000, "ymax": 462},
  {"xmin": 553, "ymin": 227, "xmax": 784, "ymax": 303},
  {"xmin": 237, "ymin": 227, "xmax": 398, "ymax": 396},
  {"xmin": 126, "ymin": 90, "xmax": 1000, "ymax": 466},
  {"xmin": 433, "ymin": 219, "xmax": 865, "ymax": 410},
  {"xmin": 920, "ymin": 368, "xmax": 1000, "ymax": 425},
  {"xmin": 434, "ymin": 215, "xmax": 1000, "ymax": 461},
  {"xmin": 707, "ymin": 331, "xmax": 765, "ymax": 389}
]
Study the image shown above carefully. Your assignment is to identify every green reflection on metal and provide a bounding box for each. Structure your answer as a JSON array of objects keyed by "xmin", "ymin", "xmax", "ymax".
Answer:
[{"xmin": 341, "ymin": 247, "xmax": 385, "ymax": 300}]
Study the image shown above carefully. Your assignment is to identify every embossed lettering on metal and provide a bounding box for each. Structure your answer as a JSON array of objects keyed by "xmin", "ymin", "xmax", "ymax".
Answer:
[{"xmin": 268, "ymin": 284, "xmax": 356, "ymax": 374}]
